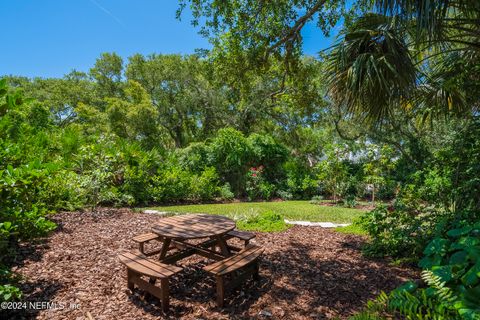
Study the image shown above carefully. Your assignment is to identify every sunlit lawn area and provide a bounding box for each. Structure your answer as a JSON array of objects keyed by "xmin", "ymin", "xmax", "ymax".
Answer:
[{"xmin": 143, "ymin": 200, "xmax": 366, "ymax": 224}]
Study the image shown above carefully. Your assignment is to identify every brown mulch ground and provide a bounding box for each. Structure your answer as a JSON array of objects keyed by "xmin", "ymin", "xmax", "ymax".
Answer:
[{"xmin": 7, "ymin": 208, "xmax": 418, "ymax": 320}]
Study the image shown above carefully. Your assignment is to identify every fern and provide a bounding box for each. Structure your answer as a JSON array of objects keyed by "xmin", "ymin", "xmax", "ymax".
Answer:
[
  {"xmin": 350, "ymin": 274, "xmax": 460, "ymax": 320},
  {"xmin": 421, "ymin": 270, "xmax": 458, "ymax": 310},
  {"xmin": 351, "ymin": 221, "xmax": 480, "ymax": 320}
]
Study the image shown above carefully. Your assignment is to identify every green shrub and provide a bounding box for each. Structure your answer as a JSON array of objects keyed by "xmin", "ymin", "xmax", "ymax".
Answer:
[
  {"xmin": 0, "ymin": 163, "xmax": 57, "ymax": 241},
  {"xmin": 0, "ymin": 266, "xmax": 22, "ymax": 302},
  {"xmin": 416, "ymin": 220, "xmax": 480, "ymax": 318},
  {"xmin": 358, "ymin": 204, "xmax": 444, "ymax": 258},
  {"xmin": 150, "ymin": 165, "xmax": 192, "ymax": 202},
  {"xmin": 38, "ymin": 170, "xmax": 86, "ymax": 211},
  {"xmin": 351, "ymin": 266, "xmax": 479, "ymax": 320},
  {"xmin": 246, "ymin": 166, "xmax": 276, "ymax": 200},
  {"xmin": 259, "ymin": 181, "xmax": 276, "ymax": 200},
  {"xmin": 123, "ymin": 165, "xmax": 153, "ymax": 204},
  {"xmin": 236, "ymin": 210, "xmax": 288, "ymax": 232},
  {"xmin": 283, "ymin": 159, "xmax": 318, "ymax": 199},
  {"xmin": 209, "ymin": 128, "xmax": 252, "ymax": 194},
  {"xmin": 177, "ymin": 142, "xmax": 211, "ymax": 172},
  {"xmin": 247, "ymin": 133, "xmax": 289, "ymax": 183},
  {"xmin": 343, "ymin": 195, "xmax": 358, "ymax": 208},
  {"xmin": 219, "ymin": 183, "xmax": 235, "ymax": 200},
  {"xmin": 190, "ymin": 167, "xmax": 220, "ymax": 201},
  {"xmin": 276, "ymin": 190, "xmax": 293, "ymax": 200},
  {"xmin": 310, "ymin": 195, "xmax": 324, "ymax": 204},
  {"xmin": 119, "ymin": 148, "xmax": 161, "ymax": 204},
  {"xmin": 0, "ymin": 284, "xmax": 22, "ymax": 302},
  {"xmin": 0, "ymin": 265, "xmax": 22, "ymax": 303}
]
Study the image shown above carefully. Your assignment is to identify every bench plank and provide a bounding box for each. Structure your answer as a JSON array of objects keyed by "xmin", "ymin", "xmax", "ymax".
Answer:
[
  {"xmin": 227, "ymin": 230, "xmax": 256, "ymax": 241},
  {"xmin": 132, "ymin": 233, "xmax": 160, "ymax": 243},
  {"xmin": 120, "ymin": 252, "xmax": 178, "ymax": 312},
  {"xmin": 203, "ymin": 244, "xmax": 264, "ymax": 307},
  {"xmin": 204, "ymin": 245, "xmax": 264, "ymax": 275},
  {"xmin": 118, "ymin": 252, "xmax": 182, "ymax": 279}
]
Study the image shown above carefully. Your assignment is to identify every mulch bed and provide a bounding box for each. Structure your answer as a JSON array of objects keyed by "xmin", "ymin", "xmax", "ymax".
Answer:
[{"xmin": 7, "ymin": 208, "xmax": 418, "ymax": 320}]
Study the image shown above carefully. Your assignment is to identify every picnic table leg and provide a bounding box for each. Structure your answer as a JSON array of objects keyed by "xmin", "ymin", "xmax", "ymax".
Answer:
[
  {"xmin": 253, "ymin": 261, "xmax": 260, "ymax": 280},
  {"xmin": 214, "ymin": 235, "xmax": 231, "ymax": 257},
  {"xmin": 160, "ymin": 278, "xmax": 170, "ymax": 312},
  {"xmin": 127, "ymin": 269, "xmax": 135, "ymax": 291},
  {"xmin": 144, "ymin": 277, "xmax": 157, "ymax": 299},
  {"xmin": 215, "ymin": 275, "xmax": 225, "ymax": 308},
  {"xmin": 159, "ymin": 238, "xmax": 172, "ymax": 260},
  {"xmin": 208, "ymin": 236, "xmax": 218, "ymax": 252}
]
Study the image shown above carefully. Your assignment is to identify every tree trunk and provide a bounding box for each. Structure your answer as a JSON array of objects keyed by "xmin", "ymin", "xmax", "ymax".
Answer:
[{"xmin": 372, "ymin": 185, "xmax": 375, "ymax": 204}]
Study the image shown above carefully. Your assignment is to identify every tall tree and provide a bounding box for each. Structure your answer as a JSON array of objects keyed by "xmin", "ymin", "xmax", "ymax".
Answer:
[
  {"xmin": 90, "ymin": 52, "xmax": 124, "ymax": 101},
  {"xmin": 126, "ymin": 53, "xmax": 228, "ymax": 146}
]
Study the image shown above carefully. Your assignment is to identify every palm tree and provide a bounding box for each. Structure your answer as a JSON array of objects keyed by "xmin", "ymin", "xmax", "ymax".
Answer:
[{"xmin": 325, "ymin": 0, "xmax": 480, "ymax": 121}]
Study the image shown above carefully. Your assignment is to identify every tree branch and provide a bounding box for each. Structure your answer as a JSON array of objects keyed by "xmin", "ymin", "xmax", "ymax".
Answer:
[{"xmin": 266, "ymin": 0, "xmax": 326, "ymax": 55}]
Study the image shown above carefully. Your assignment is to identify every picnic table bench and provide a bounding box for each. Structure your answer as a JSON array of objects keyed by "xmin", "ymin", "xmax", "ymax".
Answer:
[
  {"xmin": 118, "ymin": 251, "xmax": 183, "ymax": 312},
  {"xmin": 225, "ymin": 229, "xmax": 256, "ymax": 245},
  {"xmin": 204, "ymin": 244, "xmax": 264, "ymax": 307},
  {"xmin": 132, "ymin": 232, "xmax": 162, "ymax": 256}
]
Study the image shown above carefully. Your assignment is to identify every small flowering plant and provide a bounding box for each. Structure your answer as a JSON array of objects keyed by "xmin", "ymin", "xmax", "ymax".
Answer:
[
  {"xmin": 246, "ymin": 165, "xmax": 274, "ymax": 200},
  {"xmin": 246, "ymin": 166, "xmax": 264, "ymax": 200},
  {"xmin": 248, "ymin": 165, "xmax": 264, "ymax": 178}
]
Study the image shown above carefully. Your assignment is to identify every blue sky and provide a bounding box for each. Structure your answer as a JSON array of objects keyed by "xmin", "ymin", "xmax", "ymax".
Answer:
[{"xmin": 0, "ymin": 0, "xmax": 338, "ymax": 78}]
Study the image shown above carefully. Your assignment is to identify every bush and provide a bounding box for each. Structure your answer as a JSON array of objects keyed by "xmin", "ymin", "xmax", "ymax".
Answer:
[
  {"xmin": 149, "ymin": 165, "xmax": 192, "ymax": 202},
  {"xmin": 148, "ymin": 164, "xmax": 221, "ymax": 203},
  {"xmin": 0, "ymin": 163, "xmax": 57, "ymax": 242},
  {"xmin": 190, "ymin": 167, "xmax": 220, "ymax": 201},
  {"xmin": 358, "ymin": 204, "xmax": 445, "ymax": 258},
  {"xmin": 38, "ymin": 170, "xmax": 86, "ymax": 211},
  {"xmin": 283, "ymin": 159, "xmax": 318, "ymax": 199},
  {"xmin": 247, "ymin": 133, "xmax": 289, "ymax": 183},
  {"xmin": 0, "ymin": 82, "xmax": 57, "ymax": 302},
  {"xmin": 219, "ymin": 183, "xmax": 235, "ymax": 200},
  {"xmin": 246, "ymin": 166, "xmax": 276, "ymax": 200},
  {"xmin": 0, "ymin": 266, "xmax": 22, "ymax": 302},
  {"xmin": 259, "ymin": 182, "xmax": 276, "ymax": 200},
  {"xmin": 236, "ymin": 210, "xmax": 288, "ymax": 232},
  {"xmin": 310, "ymin": 195, "xmax": 324, "ymax": 204},
  {"xmin": 276, "ymin": 190, "xmax": 293, "ymax": 200},
  {"xmin": 177, "ymin": 142, "xmax": 210, "ymax": 172},
  {"xmin": 209, "ymin": 128, "xmax": 252, "ymax": 194},
  {"xmin": 0, "ymin": 284, "xmax": 22, "ymax": 302},
  {"xmin": 416, "ymin": 219, "xmax": 480, "ymax": 318},
  {"xmin": 351, "ymin": 219, "xmax": 480, "ymax": 320},
  {"xmin": 343, "ymin": 195, "xmax": 358, "ymax": 208},
  {"xmin": 123, "ymin": 165, "xmax": 153, "ymax": 204}
]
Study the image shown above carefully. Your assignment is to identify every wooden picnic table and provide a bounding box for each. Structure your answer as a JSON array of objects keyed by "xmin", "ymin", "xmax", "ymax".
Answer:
[
  {"xmin": 123, "ymin": 214, "xmax": 262, "ymax": 309},
  {"xmin": 151, "ymin": 214, "xmax": 236, "ymax": 263}
]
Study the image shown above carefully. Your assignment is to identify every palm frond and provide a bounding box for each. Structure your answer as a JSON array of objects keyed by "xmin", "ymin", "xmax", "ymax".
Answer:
[{"xmin": 325, "ymin": 13, "xmax": 417, "ymax": 122}]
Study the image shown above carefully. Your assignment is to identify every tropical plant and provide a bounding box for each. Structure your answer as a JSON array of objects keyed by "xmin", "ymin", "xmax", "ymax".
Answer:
[{"xmin": 316, "ymin": 144, "xmax": 350, "ymax": 203}]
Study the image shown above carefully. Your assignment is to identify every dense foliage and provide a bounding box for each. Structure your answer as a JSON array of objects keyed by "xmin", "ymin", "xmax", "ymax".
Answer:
[
  {"xmin": 2, "ymin": 1, "xmax": 480, "ymax": 317},
  {"xmin": 0, "ymin": 55, "xmax": 414, "ymax": 303},
  {"xmin": 178, "ymin": 0, "xmax": 480, "ymax": 318}
]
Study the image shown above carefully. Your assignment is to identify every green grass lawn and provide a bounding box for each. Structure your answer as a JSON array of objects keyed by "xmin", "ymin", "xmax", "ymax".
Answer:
[
  {"xmin": 334, "ymin": 223, "xmax": 367, "ymax": 236},
  {"xmin": 143, "ymin": 200, "xmax": 365, "ymax": 224}
]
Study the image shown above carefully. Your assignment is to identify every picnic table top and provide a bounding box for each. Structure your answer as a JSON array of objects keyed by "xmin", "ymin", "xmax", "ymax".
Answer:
[{"xmin": 152, "ymin": 214, "xmax": 236, "ymax": 240}]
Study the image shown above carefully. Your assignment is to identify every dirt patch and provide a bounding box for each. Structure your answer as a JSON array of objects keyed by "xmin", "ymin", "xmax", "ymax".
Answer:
[{"xmin": 7, "ymin": 208, "xmax": 418, "ymax": 320}]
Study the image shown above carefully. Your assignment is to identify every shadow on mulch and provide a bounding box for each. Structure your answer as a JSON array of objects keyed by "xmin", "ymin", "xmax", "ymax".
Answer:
[
  {"xmin": 121, "ymin": 237, "xmax": 411, "ymax": 319},
  {"xmin": 262, "ymin": 241, "xmax": 383, "ymax": 315},
  {"xmin": 125, "ymin": 261, "xmax": 268, "ymax": 319}
]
